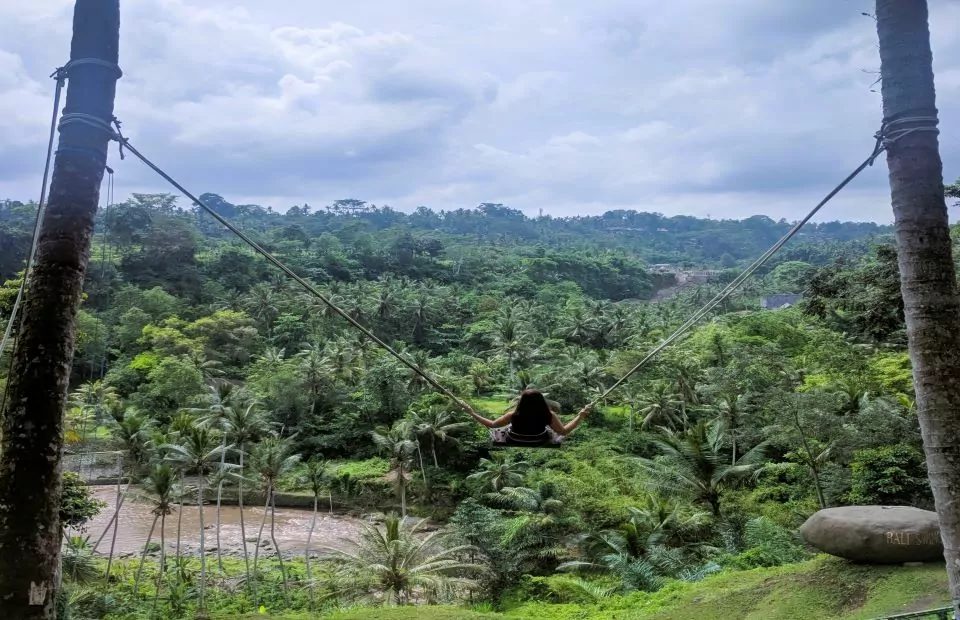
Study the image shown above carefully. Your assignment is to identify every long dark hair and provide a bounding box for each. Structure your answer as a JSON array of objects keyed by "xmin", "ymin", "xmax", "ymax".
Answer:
[{"xmin": 512, "ymin": 389, "xmax": 552, "ymax": 424}]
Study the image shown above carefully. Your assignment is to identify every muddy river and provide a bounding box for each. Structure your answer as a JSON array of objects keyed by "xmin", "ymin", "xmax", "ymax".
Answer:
[{"xmin": 72, "ymin": 486, "xmax": 366, "ymax": 558}]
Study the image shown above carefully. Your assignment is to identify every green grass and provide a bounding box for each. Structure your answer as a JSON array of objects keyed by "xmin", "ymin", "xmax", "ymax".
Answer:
[
  {"xmin": 473, "ymin": 397, "xmax": 511, "ymax": 414},
  {"xmin": 222, "ymin": 608, "xmax": 502, "ymax": 620},
  {"xmin": 234, "ymin": 556, "xmax": 949, "ymax": 620}
]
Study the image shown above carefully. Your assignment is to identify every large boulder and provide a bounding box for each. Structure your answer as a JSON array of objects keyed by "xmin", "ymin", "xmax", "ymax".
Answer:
[{"xmin": 799, "ymin": 505, "xmax": 943, "ymax": 564}]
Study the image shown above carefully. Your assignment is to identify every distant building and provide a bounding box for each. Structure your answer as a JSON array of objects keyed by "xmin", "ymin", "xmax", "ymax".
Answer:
[
  {"xmin": 761, "ymin": 294, "xmax": 802, "ymax": 309},
  {"xmin": 677, "ymin": 270, "xmax": 722, "ymax": 284}
]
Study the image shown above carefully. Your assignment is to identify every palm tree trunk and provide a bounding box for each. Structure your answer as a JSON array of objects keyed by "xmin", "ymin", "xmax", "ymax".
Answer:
[
  {"xmin": 329, "ymin": 487, "xmax": 334, "ymax": 514},
  {"xmin": 252, "ymin": 489, "xmax": 270, "ymax": 608},
  {"xmin": 0, "ymin": 4, "xmax": 121, "ymax": 616},
  {"xmin": 151, "ymin": 514, "xmax": 167, "ymax": 618},
  {"xmin": 876, "ymin": 2, "xmax": 960, "ymax": 612},
  {"xmin": 134, "ymin": 514, "xmax": 159, "ymax": 597},
  {"xmin": 792, "ymin": 401, "xmax": 827, "ymax": 509},
  {"xmin": 103, "ymin": 460, "xmax": 124, "ymax": 582},
  {"xmin": 417, "ymin": 443, "xmax": 429, "ymax": 499},
  {"xmin": 197, "ymin": 473, "xmax": 207, "ymax": 613},
  {"xmin": 270, "ymin": 487, "xmax": 290, "ymax": 604},
  {"xmin": 238, "ymin": 447, "xmax": 250, "ymax": 582},
  {"xmin": 216, "ymin": 436, "xmax": 226, "ymax": 572},
  {"xmin": 431, "ymin": 439, "xmax": 439, "ymax": 469},
  {"xmin": 92, "ymin": 483, "xmax": 129, "ymax": 552},
  {"xmin": 175, "ymin": 472, "xmax": 184, "ymax": 567},
  {"xmin": 306, "ymin": 495, "xmax": 317, "ymax": 610},
  {"xmin": 400, "ymin": 463, "xmax": 407, "ymax": 518}
]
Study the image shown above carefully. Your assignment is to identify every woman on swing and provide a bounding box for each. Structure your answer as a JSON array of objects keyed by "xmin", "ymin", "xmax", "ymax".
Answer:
[{"xmin": 460, "ymin": 389, "xmax": 592, "ymax": 445}]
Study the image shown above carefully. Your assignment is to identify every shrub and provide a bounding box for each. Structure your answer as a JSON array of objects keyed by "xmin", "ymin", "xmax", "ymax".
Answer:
[{"xmin": 849, "ymin": 444, "xmax": 933, "ymax": 508}]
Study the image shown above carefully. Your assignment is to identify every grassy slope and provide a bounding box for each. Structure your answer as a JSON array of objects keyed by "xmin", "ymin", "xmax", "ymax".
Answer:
[{"xmin": 238, "ymin": 556, "xmax": 949, "ymax": 620}]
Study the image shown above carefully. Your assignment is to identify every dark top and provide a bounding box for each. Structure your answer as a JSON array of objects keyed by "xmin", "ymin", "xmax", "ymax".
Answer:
[{"xmin": 508, "ymin": 407, "xmax": 552, "ymax": 442}]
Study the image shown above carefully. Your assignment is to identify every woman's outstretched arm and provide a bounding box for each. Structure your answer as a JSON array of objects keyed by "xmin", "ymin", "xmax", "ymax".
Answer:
[
  {"xmin": 461, "ymin": 402, "xmax": 513, "ymax": 429},
  {"xmin": 549, "ymin": 404, "xmax": 593, "ymax": 436}
]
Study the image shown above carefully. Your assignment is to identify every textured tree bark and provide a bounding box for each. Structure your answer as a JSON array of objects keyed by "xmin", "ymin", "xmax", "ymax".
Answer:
[
  {"xmin": 0, "ymin": 2, "xmax": 119, "ymax": 617},
  {"xmin": 875, "ymin": 0, "xmax": 960, "ymax": 614}
]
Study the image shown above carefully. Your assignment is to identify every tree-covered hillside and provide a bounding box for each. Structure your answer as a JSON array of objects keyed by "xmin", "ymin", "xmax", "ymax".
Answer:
[{"xmin": 0, "ymin": 194, "xmax": 946, "ymax": 619}]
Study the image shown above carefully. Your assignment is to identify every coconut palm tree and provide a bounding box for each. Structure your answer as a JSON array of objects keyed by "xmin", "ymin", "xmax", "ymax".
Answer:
[
  {"xmin": 163, "ymin": 426, "xmax": 227, "ymax": 613},
  {"xmin": 558, "ymin": 496, "xmax": 713, "ymax": 593},
  {"xmin": 133, "ymin": 463, "xmax": 177, "ymax": 604},
  {"xmin": 322, "ymin": 514, "xmax": 480, "ymax": 605},
  {"xmin": 61, "ymin": 536, "xmax": 99, "ymax": 585},
  {"xmin": 192, "ymin": 381, "xmax": 240, "ymax": 572},
  {"xmin": 111, "ymin": 412, "xmax": 152, "ymax": 477},
  {"xmin": 223, "ymin": 402, "xmax": 267, "ymax": 581},
  {"xmin": 371, "ymin": 421, "xmax": 417, "ymax": 517},
  {"xmin": 701, "ymin": 390, "xmax": 746, "ymax": 463},
  {"xmin": 635, "ymin": 381, "xmax": 686, "ymax": 431},
  {"xmin": 636, "ymin": 420, "xmax": 767, "ymax": 517},
  {"xmin": 300, "ymin": 457, "xmax": 332, "ymax": 609},
  {"xmin": 466, "ymin": 453, "xmax": 529, "ymax": 493},
  {"xmin": 69, "ymin": 380, "xmax": 118, "ymax": 443},
  {"xmin": 244, "ymin": 283, "xmax": 281, "ymax": 335},
  {"xmin": 410, "ymin": 406, "xmax": 471, "ymax": 468},
  {"xmin": 250, "ymin": 435, "xmax": 300, "ymax": 606},
  {"xmin": 296, "ymin": 342, "xmax": 334, "ymax": 415}
]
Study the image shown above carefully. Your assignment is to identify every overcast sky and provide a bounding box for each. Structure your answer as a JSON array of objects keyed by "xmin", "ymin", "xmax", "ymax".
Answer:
[{"xmin": 1, "ymin": 1, "xmax": 958, "ymax": 222}]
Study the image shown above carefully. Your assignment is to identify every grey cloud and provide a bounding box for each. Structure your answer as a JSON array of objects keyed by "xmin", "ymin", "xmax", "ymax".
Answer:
[{"xmin": 0, "ymin": 0, "xmax": 957, "ymax": 221}]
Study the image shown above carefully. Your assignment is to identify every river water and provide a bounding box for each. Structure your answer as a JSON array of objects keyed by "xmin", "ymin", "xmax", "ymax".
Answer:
[{"xmin": 74, "ymin": 485, "xmax": 366, "ymax": 558}]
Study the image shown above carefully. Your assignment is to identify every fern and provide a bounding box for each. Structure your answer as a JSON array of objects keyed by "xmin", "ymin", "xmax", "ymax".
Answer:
[
  {"xmin": 677, "ymin": 561, "xmax": 722, "ymax": 583},
  {"xmin": 564, "ymin": 576, "xmax": 618, "ymax": 600},
  {"xmin": 744, "ymin": 516, "xmax": 807, "ymax": 563}
]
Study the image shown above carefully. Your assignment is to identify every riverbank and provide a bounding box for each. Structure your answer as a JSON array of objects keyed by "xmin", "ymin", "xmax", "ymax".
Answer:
[{"xmin": 76, "ymin": 485, "xmax": 367, "ymax": 559}]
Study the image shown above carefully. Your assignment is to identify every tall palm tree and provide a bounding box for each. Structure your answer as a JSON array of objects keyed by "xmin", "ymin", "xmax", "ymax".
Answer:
[
  {"xmin": 635, "ymin": 382, "xmax": 686, "ymax": 431},
  {"xmin": 466, "ymin": 453, "xmax": 529, "ymax": 493},
  {"xmin": 163, "ymin": 426, "xmax": 227, "ymax": 613},
  {"xmin": 491, "ymin": 313, "xmax": 530, "ymax": 381},
  {"xmin": 297, "ymin": 342, "xmax": 333, "ymax": 415},
  {"xmin": 111, "ymin": 412, "xmax": 153, "ymax": 477},
  {"xmin": 223, "ymin": 402, "xmax": 266, "ymax": 582},
  {"xmin": 410, "ymin": 293, "xmax": 434, "ymax": 345},
  {"xmin": 371, "ymin": 421, "xmax": 417, "ymax": 517},
  {"xmin": 636, "ymin": 420, "xmax": 767, "ymax": 517},
  {"xmin": 0, "ymin": 59, "xmax": 123, "ymax": 603},
  {"xmin": 69, "ymin": 380, "xmax": 118, "ymax": 441},
  {"xmin": 560, "ymin": 305, "xmax": 597, "ymax": 347},
  {"xmin": 411, "ymin": 406, "xmax": 471, "ymax": 467},
  {"xmin": 702, "ymin": 390, "xmax": 746, "ymax": 463},
  {"xmin": 875, "ymin": 6, "xmax": 960, "ymax": 608},
  {"xmin": 301, "ymin": 457, "xmax": 331, "ymax": 609},
  {"xmin": 243, "ymin": 283, "xmax": 280, "ymax": 335},
  {"xmin": 322, "ymin": 514, "xmax": 480, "ymax": 605},
  {"xmin": 468, "ymin": 361, "xmax": 493, "ymax": 396},
  {"xmin": 250, "ymin": 435, "xmax": 301, "ymax": 605},
  {"xmin": 325, "ymin": 337, "xmax": 364, "ymax": 383},
  {"xmin": 192, "ymin": 381, "xmax": 239, "ymax": 572},
  {"xmin": 133, "ymin": 463, "xmax": 177, "ymax": 605}
]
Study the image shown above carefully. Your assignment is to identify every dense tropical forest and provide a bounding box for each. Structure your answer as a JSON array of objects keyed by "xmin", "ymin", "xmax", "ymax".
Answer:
[{"xmin": 0, "ymin": 187, "xmax": 957, "ymax": 619}]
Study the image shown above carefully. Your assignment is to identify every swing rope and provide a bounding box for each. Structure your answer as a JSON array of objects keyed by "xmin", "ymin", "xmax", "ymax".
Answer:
[
  {"xmin": 583, "ymin": 114, "xmax": 939, "ymax": 411},
  {"xmin": 62, "ymin": 113, "xmax": 466, "ymax": 408},
  {"xmin": 47, "ymin": 53, "xmax": 938, "ymax": 419},
  {"xmin": 97, "ymin": 167, "xmax": 115, "ymax": 381},
  {"xmin": 0, "ymin": 68, "xmax": 67, "ymax": 362}
]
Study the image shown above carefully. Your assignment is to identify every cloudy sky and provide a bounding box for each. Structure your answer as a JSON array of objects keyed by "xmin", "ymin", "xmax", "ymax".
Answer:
[{"xmin": 1, "ymin": 1, "xmax": 958, "ymax": 222}]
